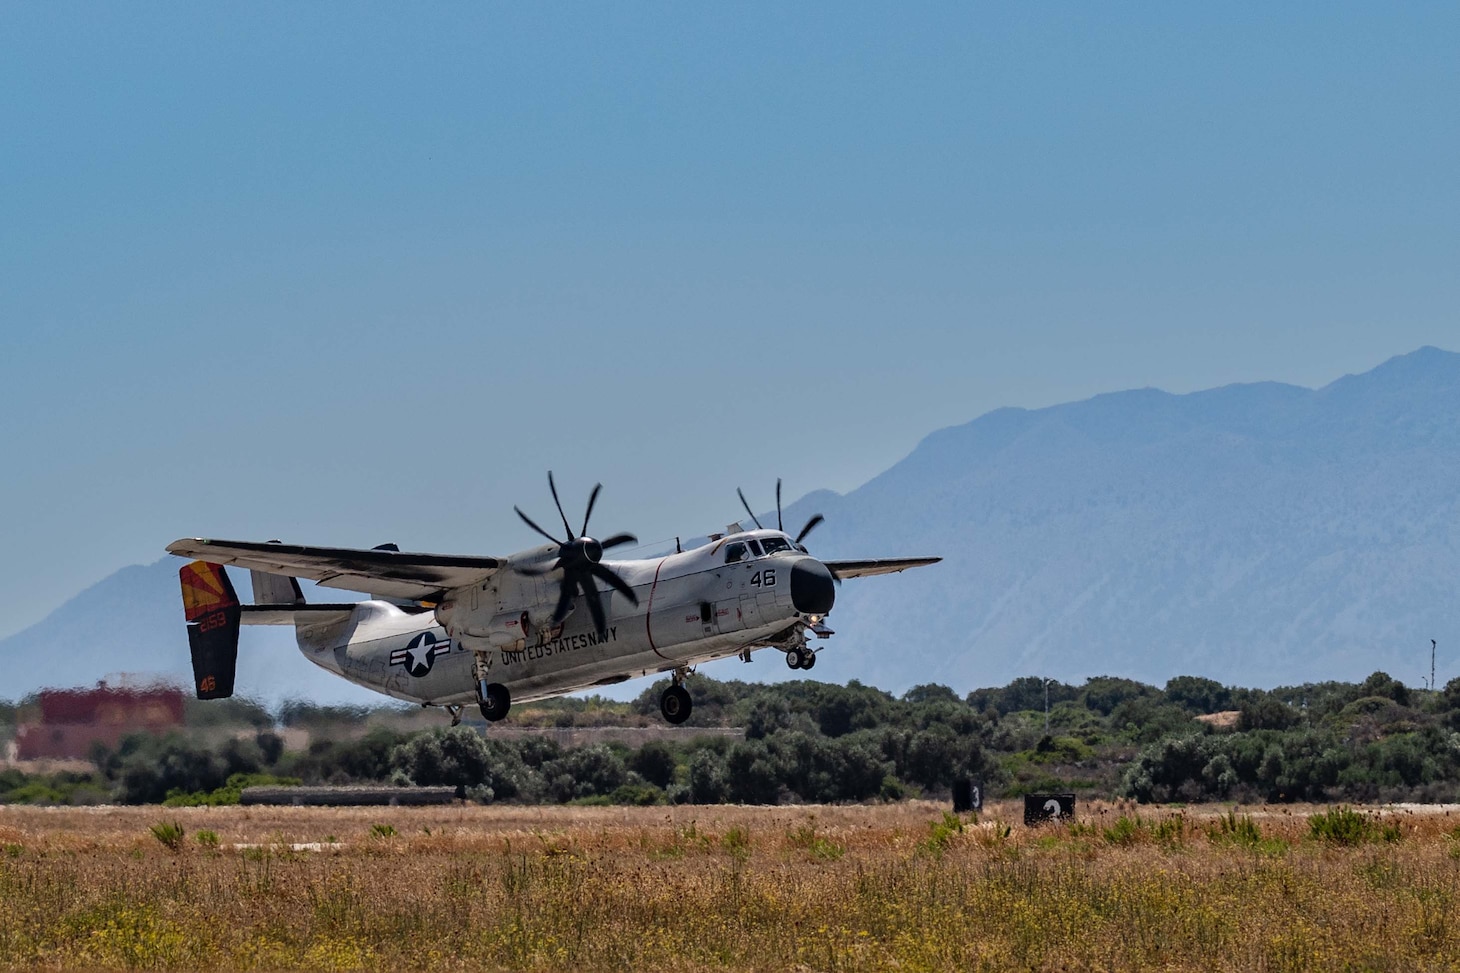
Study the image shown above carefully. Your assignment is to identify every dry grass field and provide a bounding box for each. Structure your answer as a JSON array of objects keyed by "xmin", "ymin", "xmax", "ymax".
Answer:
[{"xmin": 3, "ymin": 800, "xmax": 1460, "ymax": 971}]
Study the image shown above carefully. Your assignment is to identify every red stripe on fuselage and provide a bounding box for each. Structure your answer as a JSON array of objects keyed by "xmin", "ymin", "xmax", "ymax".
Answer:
[{"xmin": 645, "ymin": 557, "xmax": 669, "ymax": 659}]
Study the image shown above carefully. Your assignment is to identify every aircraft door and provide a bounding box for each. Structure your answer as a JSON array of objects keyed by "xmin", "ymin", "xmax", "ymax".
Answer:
[
  {"xmin": 713, "ymin": 598, "xmax": 741, "ymax": 635},
  {"xmin": 738, "ymin": 593, "xmax": 763, "ymax": 628}
]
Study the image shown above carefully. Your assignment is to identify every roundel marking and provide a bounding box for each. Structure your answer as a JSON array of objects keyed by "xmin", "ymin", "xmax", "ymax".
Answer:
[{"xmin": 390, "ymin": 631, "xmax": 443, "ymax": 678}]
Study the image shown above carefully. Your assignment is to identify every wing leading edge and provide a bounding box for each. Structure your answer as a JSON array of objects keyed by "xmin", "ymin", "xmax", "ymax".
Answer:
[
  {"xmin": 822, "ymin": 557, "xmax": 942, "ymax": 579},
  {"xmin": 166, "ymin": 538, "xmax": 501, "ymax": 601}
]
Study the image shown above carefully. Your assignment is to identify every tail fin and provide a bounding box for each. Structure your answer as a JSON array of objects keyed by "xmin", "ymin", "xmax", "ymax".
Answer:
[{"xmin": 179, "ymin": 561, "xmax": 241, "ymax": 700}]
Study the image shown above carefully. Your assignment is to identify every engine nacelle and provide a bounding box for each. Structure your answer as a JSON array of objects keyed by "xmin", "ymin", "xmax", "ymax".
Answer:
[{"xmin": 432, "ymin": 607, "xmax": 527, "ymax": 652}]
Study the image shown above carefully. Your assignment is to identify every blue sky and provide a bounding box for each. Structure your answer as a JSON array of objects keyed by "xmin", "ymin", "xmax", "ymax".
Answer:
[{"xmin": 2, "ymin": 3, "xmax": 1457, "ymax": 641}]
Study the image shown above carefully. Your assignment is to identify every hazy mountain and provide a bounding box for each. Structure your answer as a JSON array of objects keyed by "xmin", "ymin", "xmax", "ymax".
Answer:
[
  {"xmin": 762, "ymin": 346, "xmax": 1460, "ymax": 694},
  {"xmin": 4, "ymin": 347, "xmax": 1458, "ymax": 704}
]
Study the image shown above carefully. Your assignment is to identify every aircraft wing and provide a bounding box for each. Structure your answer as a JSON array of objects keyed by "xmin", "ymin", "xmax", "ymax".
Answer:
[
  {"xmin": 166, "ymin": 538, "xmax": 501, "ymax": 601},
  {"xmin": 823, "ymin": 556, "xmax": 942, "ymax": 579}
]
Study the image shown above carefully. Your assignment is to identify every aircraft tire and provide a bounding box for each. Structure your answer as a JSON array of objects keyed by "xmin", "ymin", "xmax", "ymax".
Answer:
[
  {"xmin": 802, "ymin": 650, "xmax": 816, "ymax": 670},
  {"xmin": 785, "ymin": 647, "xmax": 806, "ymax": 670},
  {"xmin": 479, "ymin": 683, "xmax": 511, "ymax": 722},
  {"xmin": 660, "ymin": 685, "xmax": 692, "ymax": 725}
]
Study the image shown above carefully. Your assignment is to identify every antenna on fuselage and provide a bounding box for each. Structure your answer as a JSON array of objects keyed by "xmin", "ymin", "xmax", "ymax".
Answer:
[{"xmin": 676, "ymin": 536, "xmax": 682, "ymax": 553}]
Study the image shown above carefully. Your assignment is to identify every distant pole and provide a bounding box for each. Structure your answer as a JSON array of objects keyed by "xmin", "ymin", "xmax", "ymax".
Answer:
[
  {"xmin": 1044, "ymin": 677, "xmax": 1050, "ymax": 735},
  {"xmin": 1432, "ymin": 639, "xmax": 1437, "ymax": 694}
]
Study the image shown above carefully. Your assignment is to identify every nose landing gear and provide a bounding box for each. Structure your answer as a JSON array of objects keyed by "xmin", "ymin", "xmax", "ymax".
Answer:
[{"xmin": 785, "ymin": 645, "xmax": 817, "ymax": 670}]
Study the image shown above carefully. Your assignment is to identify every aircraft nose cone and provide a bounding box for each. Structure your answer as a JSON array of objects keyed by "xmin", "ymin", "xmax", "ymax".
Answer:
[{"xmin": 790, "ymin": 559, "xmax": 836, "ymax": 615}]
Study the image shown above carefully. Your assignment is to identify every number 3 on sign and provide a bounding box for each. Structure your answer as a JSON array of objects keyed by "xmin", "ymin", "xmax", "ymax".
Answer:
[{"xmin": 750, "ymin": 569, "xmax": 777, "ymax": 588}]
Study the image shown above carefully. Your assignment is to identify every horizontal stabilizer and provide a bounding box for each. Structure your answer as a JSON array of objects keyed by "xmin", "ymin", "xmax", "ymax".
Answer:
[{"xmin": 240, "ymin": 604, "xmax": 358, "ymax": 626}]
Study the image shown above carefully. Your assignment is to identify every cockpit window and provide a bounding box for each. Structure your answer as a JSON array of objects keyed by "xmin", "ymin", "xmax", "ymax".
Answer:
[
  {"xmin": 760, "ymin": 536, "xmax": 792, "ymax": 555},
  {"xmin": 747, "ymin": 539, "xmax": 764, "ymax": 557},
  {"xmin": 724, "ymin": 542, "xmax": 748, "ymax": 564}
]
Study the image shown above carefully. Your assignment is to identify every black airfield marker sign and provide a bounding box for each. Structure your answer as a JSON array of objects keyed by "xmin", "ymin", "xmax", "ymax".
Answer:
[
  {"xmin": 953, "ymin": 779, "xmax": 983, "ymax": 813},
  {"xmin": 1023, "ymin": 793, "xmax": 1075, "ymax": 826}
]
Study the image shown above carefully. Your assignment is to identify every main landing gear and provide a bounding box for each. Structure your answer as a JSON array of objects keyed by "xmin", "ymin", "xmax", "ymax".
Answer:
[
  {"xmin": 660, "ymin": 668, "xmax": 692, "ymax": 724},
  {"xmin": 478, "ymin": 682, "xmax": 511, "ymax": 722},
  {"xmin": 785, "ymin": 645, "xmax": 817, "ymax": 670},
  {"xmin": 472, "ymin": 651, "xmax": 510, "ymax": 722}
]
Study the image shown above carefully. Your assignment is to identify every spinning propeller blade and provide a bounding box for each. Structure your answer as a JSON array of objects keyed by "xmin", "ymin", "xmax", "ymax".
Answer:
[
  {"xmin": 518, "ymin": 473, "xmax": 638, "ymax": 636},
  {"xmin": 548, "ymin": 471, "xmax": 574, "ymax": 541},
  {"xmin": 515, "ymin": 507, "xmax": 563, "ymax": 546},
  {"xmin": 580, "ymin": 483, "xmax": 601, "ymax": 538},
  {"xmin": 796, "ymin": 514, "xmax": 824, "ymax": 545},
  {"xmin": 736, "ymin": 488, "xmax": 764, "ymax": 530},
  {"xmin": 737, "ymin": 478, "xmax": 827, "ymax": 552}
]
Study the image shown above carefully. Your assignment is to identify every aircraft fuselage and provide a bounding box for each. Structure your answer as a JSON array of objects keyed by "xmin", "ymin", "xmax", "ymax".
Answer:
[{"xmin": 294, "ymin": 529, "xmax": 833, "ymax": 707}]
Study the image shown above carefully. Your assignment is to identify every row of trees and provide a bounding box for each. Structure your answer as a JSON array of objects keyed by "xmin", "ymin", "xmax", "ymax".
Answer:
[{"xmin": 4, "ymin": 670, "xmax": 1460, "ymax": 806}]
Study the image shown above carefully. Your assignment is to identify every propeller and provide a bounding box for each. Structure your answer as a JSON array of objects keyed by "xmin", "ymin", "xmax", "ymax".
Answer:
[
  {"xmin": 737, "ymin": 478, "xmax": 827, "ymax": 549},
  {"xmin": 515, "ymin": 472, "xmax": 639, "ymax": 636}
]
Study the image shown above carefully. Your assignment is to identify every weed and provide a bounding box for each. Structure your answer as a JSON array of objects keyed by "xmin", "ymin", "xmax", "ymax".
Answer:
[
  {"xmin": 1152, "ymin": 815, "xmax": 1187, "ymax": 848},
  {"xmin": 149, "ymin": 820, "xmax": 185, "ymax": 851},
  {"xmin": 1102, "ymin": 815, "xmax": 1147, "ymax": 846},
  {"xmin": 651, "ymin": 823, "xmax": 707, "ymax": 860},
  {"xmin": 721, "ymin": 826, "xmax": 751, "ymax": 856},
  {"xmin": 194, "ymin": 829, "xmax": 220, "ymax": 849},
  {"xmin": 789, "ymin": 822, "xmax": 845, "ymax": 862},
  {"xmin": 370, "ymin": 823, "xmax": 397, "ymax": 840},
  {"xmin": 920, "ymin": 811, "xmax": 966, "ymax": 857},
  {"xmin": 1309, "ymin": 806, "xmax": 1399, "ymax": 846},
  {"xmin": 1209, "ymin": 810, "xmax": 1262, "ymax": 846},
  {"xmin": 972, "ymin": 821, "xmax": 1014, "ymax": 847}
]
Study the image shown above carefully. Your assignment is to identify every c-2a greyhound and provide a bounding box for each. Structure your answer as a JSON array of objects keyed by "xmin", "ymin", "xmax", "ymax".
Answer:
[{"xmin": 169, "ymin": 475, "xmax": 939, "ymax": 726}]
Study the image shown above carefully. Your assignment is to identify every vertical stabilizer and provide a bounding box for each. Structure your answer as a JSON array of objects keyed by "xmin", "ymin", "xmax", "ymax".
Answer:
[{"xmin": 179, "ymin": 561, "xmax": 241, "ymax": 699}]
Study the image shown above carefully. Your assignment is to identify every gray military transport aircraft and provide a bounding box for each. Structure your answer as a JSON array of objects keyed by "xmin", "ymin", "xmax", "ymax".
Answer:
[{"xmin": 170, "ymin": 475, "xmax": 939, "ymax": 725}]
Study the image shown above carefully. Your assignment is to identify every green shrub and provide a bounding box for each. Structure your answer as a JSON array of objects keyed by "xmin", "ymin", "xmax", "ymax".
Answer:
[
  {"xmin": 1102, "ymin": 815, "xmax": 1147, "ymax": 846},
  {"xmin": 162, "ymin": 772, "xmax": 301, "ymax": 807},
  {"xmin": 149, "ymin": 821, "xmax": 185, "ymax": 851},
  {"xmin": 789, "ymin": 822, "xmax": 844, "ymax": 861},
  {"xmin": 721, "ymin": 826, "xmax": 751, "ymax": 856},
  {"xmin": 1152, "ymin": 816, "xmax": 1187, "ymax": 847},
  {"xmin": 1209, "ymin": 810, "xmax": 1262, "ymax": 846},
  {"xmin": 609, "ymin": 783, "xmax": 663, "ymax": 806},
  {"xmin": 920, "ymin": 811, "xmax": 965, "ymax": 857},
  {"xmin": 1309, "ymin": 806, "xmax": 1400, "ymax": 845}
]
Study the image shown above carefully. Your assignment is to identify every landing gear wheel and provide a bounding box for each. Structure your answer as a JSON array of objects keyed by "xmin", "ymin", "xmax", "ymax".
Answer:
[
  {"xmin": 660, "ymin": 685, "xmax": 692, "ymax": 725},
  {"xmin": 802, "ymin": 649, "xmax": 817, "ymax": 670},
  {"xmin": 478, "ymin": 683, "xmax": 511, "ymax": 722},
  {"xmin": 786, "ymin": 646, "xmax": 808, "ymax": 670}
]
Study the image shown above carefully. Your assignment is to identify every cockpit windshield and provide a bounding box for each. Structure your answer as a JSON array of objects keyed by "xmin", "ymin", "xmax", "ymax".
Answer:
[
  {"xmin": 724, "ymin": 542, "xmax": 748, "ymax": 564},
  {"xmin": 760, "ymin": 536, "xmax": 793, "ymax": 556}
]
